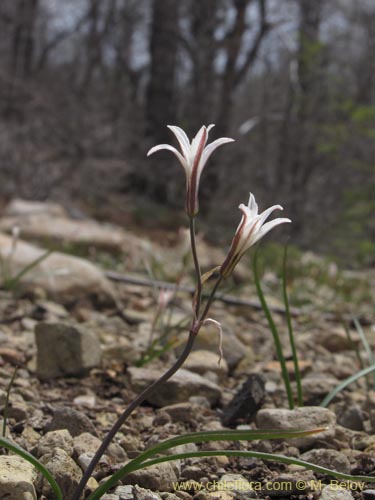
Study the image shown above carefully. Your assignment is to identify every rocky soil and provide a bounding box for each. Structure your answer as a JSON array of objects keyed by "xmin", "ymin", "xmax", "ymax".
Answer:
[{"xmin": 0, "ymin": 199, "xmax": 374, "ymax": 500}]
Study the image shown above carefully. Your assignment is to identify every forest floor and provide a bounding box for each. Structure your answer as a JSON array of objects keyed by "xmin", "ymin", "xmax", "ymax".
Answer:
[{"xmin": 0, "ymin": 200, "xmax": 374, "ymax": 500}]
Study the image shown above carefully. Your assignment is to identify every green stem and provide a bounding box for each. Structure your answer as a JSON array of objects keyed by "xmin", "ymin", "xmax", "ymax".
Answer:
[
  {"xmin": 2, "ymin": 366, "xmax": 18, "ymax": 437},
  {"xmin": 72, "ymin": 332, "xmax": 196, "ymax": 500},
  {"xmin": 282, "ymin": 246, "xmax": 303, "ymax": 406},
  {"xmin": 253, "ymin": 248, "xmax": 294, "ymax": 409}
]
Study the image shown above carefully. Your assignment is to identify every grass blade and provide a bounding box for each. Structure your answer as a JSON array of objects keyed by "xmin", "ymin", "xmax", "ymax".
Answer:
[
  {"xmin": 282, "ymin": 245, "xmax": 303, "ymax": 406},
  {"xmin": 253, "ymin": 248, "xmax": 294, "ymax": 409},
  {"xmin": 4, "ymin": 249, "xmax": 53, "ymax": 290},
  {"xmin": 0, "ymin": 436, "xmax": 63, "ymax": 500},
  {"xmin": 2, "ymin": 366, "xmax": 18, "ymax": 437},
  {"xmin": 88, "ymin": 428, "xmax": 324, "ymax": 499},
  {"xmin": 321, "ymin": 364, "xmax": 375, "ymax": 408},
  {"xmin": 352, "ymin": 317, "xmax": 375, "ymax": 389}
]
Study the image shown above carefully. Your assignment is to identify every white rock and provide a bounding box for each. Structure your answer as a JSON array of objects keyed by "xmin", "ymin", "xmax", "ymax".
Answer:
[
  {"xmin": 256, "ymin": 406, "xmax": 336, "ymax": 450},
  {"xmin": 0, "ymin": 233, "xmax": 117, "ymax": 305},
  {"xmin": 0, "ymin": 212, "xmax": 126, "ymax": 254},
  {"xmin": 320, "ymin": 484, "xmax": 354, "ymax": 499},
  {"xmin": 4, "ymin": 199, "xmax": 67, "ymax": 217},
  {"xmin": 0, "ymin": 455, "xmax": 37, "ymax": 499}
]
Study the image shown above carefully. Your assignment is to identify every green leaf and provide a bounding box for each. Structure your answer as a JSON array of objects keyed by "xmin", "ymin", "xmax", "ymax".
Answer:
[
  {"xmin": 321, "ymin": 364, "xmax": 375, "ymax": 408},
  {"xmin": 88, "ymin": 428, "xmax": 325, "ymax": 499},
  {"xmin": 0, "ymin": 436, "xmax": 63, "ymax": 500}
]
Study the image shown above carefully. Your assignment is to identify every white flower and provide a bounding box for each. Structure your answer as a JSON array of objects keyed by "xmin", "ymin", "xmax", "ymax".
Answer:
[
  {"xmin": 147, "ymin": 125, "xmax": 234, "ymax": 217},
  {"xmin": 220, "ymin": 193, "xmax": 291, "ymax": 277}
]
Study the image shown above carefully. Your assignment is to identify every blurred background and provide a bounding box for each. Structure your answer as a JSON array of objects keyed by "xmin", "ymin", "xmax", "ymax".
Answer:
[{"xmin": 0, "ymin": 0, "xmax": 373, "ymax": 265}]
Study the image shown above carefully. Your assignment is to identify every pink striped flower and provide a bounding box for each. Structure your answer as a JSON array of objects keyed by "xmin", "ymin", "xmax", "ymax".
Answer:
[
  {"xmin": 147, "ymin": 125, "xmax": 234, "ymax": 217},
  {"xmin": 220, "ymin": 193, "xmax": 291, "ymax": 277}
]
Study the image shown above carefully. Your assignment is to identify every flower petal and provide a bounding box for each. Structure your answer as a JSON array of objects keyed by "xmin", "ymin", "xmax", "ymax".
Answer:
[
  {"xmin": 200, "ymin": 137, "xmax": 235, "ymax": 172},
  {"xmin": 147, "ymin": 144, "xmax": 188, "ymax": 171},
  {"xmin": 167, "ymin": 125, "xmax": 191, "ymax": 158},
  {"xmin": 252, "ymin": 217, "xmax": 291, "ymax": 245},
  {"xmin": 256, "ymin": 204, "xmax": 284, "ymax": 228},
  {"xmin": 247, "ymin": 193, "xmax": 258, "ymax": 218}
]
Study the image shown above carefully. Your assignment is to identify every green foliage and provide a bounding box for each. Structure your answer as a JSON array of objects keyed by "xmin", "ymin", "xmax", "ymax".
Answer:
[
  {"xmin": 321, "ymin": 365, "xmax": 375, "ymax": 408},
  {"xmin": 0, "ymin": 436, "xmax": 63, "ymax": 500}
]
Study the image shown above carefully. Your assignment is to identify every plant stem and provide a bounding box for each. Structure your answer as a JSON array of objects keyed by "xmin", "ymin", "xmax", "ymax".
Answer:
[
  {"xmin": 189, "ymin": 217, "xmax": 202, "ymax": 318},
  {"xmin": 282, "ymin": 246, "xmax": 303, "ymax": 406},
  {"xmin": 2, "ymin": 366, "xmax": 18, "ymax": 438},
  {"xmin": 253, "ymin": 249, "xmax": 295, "ymax": 409},
  {"xmin": 199, "ymin": 275, "xmax": 223, "ymax": 323},
  {"xmin": 72, "ymin": 331, "xmax": 196, "ymax": 500}
]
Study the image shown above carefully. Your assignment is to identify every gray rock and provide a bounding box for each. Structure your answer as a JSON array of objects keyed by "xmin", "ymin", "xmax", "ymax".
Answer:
[
  {"xmin": 256, "ymin": 406, "xmax": 336, "ymax": 450},
  {"xmin": 320, "ymin": 485, "xmax": 353, "ymax": 499},
  {"xmin": 125, "ymin": 462, "xmax": 179, "ymax": 492},
  {"xmin": 35, "ymin": 322, "xmax": 101, "ymax": 379},
  {"xmin": 46, "ymin": 406, "xmax": 97, "ymax": 437},
  {"xmin": 128, "ymin": 367, "xmax": 221, "ymax": 407},
  {"xmin": 302, "ymin": 374, "xmax": 341, "ymax": 405},
  {"xmin": 0, "ymin": 455, "xmax": 37, "ymax": 500},
  {"xmin": 36, "ymin": 429, "xmax": 74, "ymax": 458},
  {"xmin": 37, "ymin": 448, "xmax": 82, "ymax": 499},
  {"xmin": 363, "ymin": 490, "xmax": 375, "ymax": 500},
  {"xmin": 301, "ymin": 449, "xmax": 351, "ymax": 474},
  {"xmin": 337, "ymin": 404, "xmax": 364, "ymax": 431}
]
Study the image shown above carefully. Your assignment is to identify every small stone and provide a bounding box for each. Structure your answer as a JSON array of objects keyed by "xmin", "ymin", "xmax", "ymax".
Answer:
[
  {"xmin": 219, "ymin": 474, "xmax": 258, "ymax": 496},
  {"xmin": 133, "ymin": 485, "xmax": 163, "ymax": 500},
  {"xmin": 0, "ymin": 455, "xmax": 38, "ymax": 499},
  {"xmin": 183, "ymin": 350, "xmax": 228, "ymax": 379},
  {"xmin": 363, "ymin": 490, "xmax": 375, "ymax": 500},
  {"xmin": 302, "ymin": 374, "xmax": 341, "ymax": 405},
  {"xmin": 221, "ymin": 374, "xmax": 265, "ymax": 426},
  {"xmin": 196, "ymin": 490, "xmax": 236, "ymax": 500},
  {"xmin": 107, "ymin": 442, "xmax": 128, "ymax": 462},
  {"xmin": 191, "ymin": 327, "xmax": 247, "ymax": 370},
  {"xmin": 73, "ymin": 432, "xmax": 102, "ymax": 457},
  {"xmin": 128, "ymin": 367, "xmax": 221, "ymax": 407},
  {"xmin": 113, "ymin": 484, "xmax": 134, "ymax": 499},
  {"xmin": 256, "ymin": 406, "xmax": 336, "ymax": 450},
  {"xmin": 125, "ymin": 462, "xmax": 179, "ymax": 492},
  {"xmin": 37, "ymin": 448, "xmax": 82, "ymax": 499},
  {"xmin": 337, "ymin": 404, "xmax": 364, "ymax": 431},
  {"xmin": 36, "ymin": 429, "xmax": 74, "ymax": 458},
  {"xmin": 35, "ymin": 322, "xmax": 102, "ymax": 379},
  {"xmin": 153, "ymin": 411, "xmax": 172, "ymax": 426},
  {"xmin": 161, "ymin": 403, "xmax": 201, "ymax": 423},
  {"xmin": 300, "ymin": 449, "xmax": 351, "ymax": 474},
  {"xmin": 320, "ymin": 484, "xmax": 354, "ymax": 499},
  {"xmin": 46, "ymin": 406, "xmax": 97, "ymax": 437},
  {"xmin": 316, "ymin": 327, "xmax": 359, "ymax": 352},
  {"xmin": 120, "ymin": 434, "xmax": 142, "ymax": 458}
]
